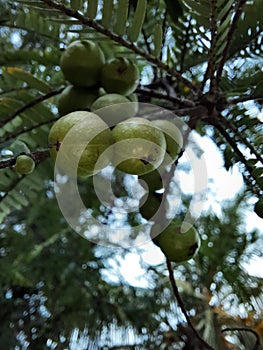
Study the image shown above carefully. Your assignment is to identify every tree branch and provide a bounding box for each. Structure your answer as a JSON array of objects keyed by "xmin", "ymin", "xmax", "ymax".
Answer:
[
  {"xmin": 166, "ymin": 259, "xmax": 215, "ymax": 350},
  {"xmin": 211, "ymin": 119, "xmax": 262, "ymax": 196},
  {"xmin": 215, "ymin": 0, "xmax": 247, "ymax": 87},
  {"xmin": 136, "ymin": 86, "xmax": 195, "ymax": 107},
  {"xmin": 219, "ymin": 116, "xmax": 263, "ymax": 165},
  {"xmin": 41, "ymin": 0, "xmax": 197, "ymax": 92},
  {"xmin": 221, "ymin": 327, "xmax": 260, "ymax": 350},
  {"xmin": 201, "ymin": 0, "xmax": 218, "ymax": 95},
  {"xmin": 0, "ymin": 149, "xmax": 50, "ymax": 170}
]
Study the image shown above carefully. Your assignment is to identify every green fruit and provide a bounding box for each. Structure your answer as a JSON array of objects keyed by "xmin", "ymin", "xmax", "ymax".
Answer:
[
  {"xmin": 15, "ymin": 155, "xmax": 35, "ymax": 175},
  {"xmin": 254, "ymin": 199, "xmax": 263, "ymax": 218},
  {"xmin": 152, "ymin": 119, "xmax": 183, "ymax": 165},
  {"xmin": 58, "ymin": 85, "xmax": 100, "ymax": 116},
  {"xmin": 139, "ymin": 192, "xmax": 163, "ymax": 220},
  {"xmin": 138, "ymin": 168, "xmax": 164, "ymax": 192},
  {"xmin": 156, "ymin": 220, "xmax": 201, "ymax": 262},
  {"xmin": 112, "ymin": 117, "xmax": 166, "ymax": 175},
  {"xmin": 48, "ymin": 111, "xmax": 113, "ymax": 177},
  {"xmin": 100, "ymin": 57, "xmax": 140, "ymax": 96},
  {"xmin": 127, "ymin": 92, "xmax": 138, "ymax": 103},
  {"xmin": 91, "ymin": 93, "xmax": 138, "ymax": 125},
  {"xmin": 60, "ymin": 40, "xmax": 105, "ymax": 88}
]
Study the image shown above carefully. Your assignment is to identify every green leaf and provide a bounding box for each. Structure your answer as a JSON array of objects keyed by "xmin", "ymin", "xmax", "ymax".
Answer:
[
  {"xmin": 9, "ymin": 140, "xmax": 30, "ymax": 156},
  {"xmin": 6, "ymin": 67, "xmax": 51, "ymax": 94},
  {"xmin": 101, "ymin": 0, "xmax": 114, "ymax": 28},
  {"xmin": 114, "ymin": 0, "xmax": 129, "ymax": 36},
  {"xmin": 70, "ymin": 0, "xmax": 83, "ymax": 10},
  {"xmin": 164, "ymin": 0, "xmax": 183, "ymax": 23},
  {"xmin": 86, "ymin": 0, "xmax": 98, "ymax": 19},
  {"xmin": 152, "ymin": 23, "xmax": 163, "ymax": 58},
  {"xmin": 127, "ymin": 0, "xmax": 147, "ymax": 42}
]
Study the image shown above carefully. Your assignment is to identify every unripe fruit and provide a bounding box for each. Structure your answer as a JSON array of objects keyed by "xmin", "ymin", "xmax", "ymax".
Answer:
[
  {"xmin": 127, "ymin": 93, "xmax": 138, "ymax": 103},
  {"xmin": 60, "ymin": 40, "xmax": 105, "ymax": 88},
  {"xmin": 15, "ymin": 155, "xmax": 35, "ymax": 175},
  {"xmin": 91, "ymin": 93, "xmax": 138, "ymax": 125},
  {"xmin": 58, "ymin": 85, "xmax": 100, "ymax": 116},
  {"xmin": 100, "ymin": 57, "xmax": 140, "ymax": 96},
  {"xmin": 254, "ymin": 199, "xmax": 263, "ymax": 218},
  {"xmin": 152, "ymin": 119, "xmax": 183, "ymax": 166},
  {"xmin": 139, "ymin": 192, "xmax": 163, "ymax": 220},
  {"xmin": 138, "ymin": 168, "xmax": 164, "ymax": 192},
  {"xmin": 48, "ymin": 111, "xmax": 113, "ymax": 177},
  {"xmin": 112, "ymin": 117, "xmax": 166, "ymax": 175},
  {"xmin": 155, "ymin": 220, "xmax": 201, "ymax": 262}
]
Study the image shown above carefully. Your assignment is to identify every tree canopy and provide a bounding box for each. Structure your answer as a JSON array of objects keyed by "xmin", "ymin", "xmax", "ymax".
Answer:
[{"xmin": 0, "ymin": 0, "xmax": 262, "ymax": 349}]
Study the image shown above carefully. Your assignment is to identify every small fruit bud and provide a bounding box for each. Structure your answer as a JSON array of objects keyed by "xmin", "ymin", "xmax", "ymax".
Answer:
[{"xmin": 15, "ymin": 155, "xmax": 35, "ymax": 175}]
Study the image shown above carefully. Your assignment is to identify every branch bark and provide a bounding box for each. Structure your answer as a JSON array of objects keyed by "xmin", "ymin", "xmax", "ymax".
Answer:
[
  {"xmin": 166, "ymin": 259, "xmax": 215, "ymax": 350},
  {"xmin": 0, "ymin": 149, "xmax": 50, "ymax": 170}
]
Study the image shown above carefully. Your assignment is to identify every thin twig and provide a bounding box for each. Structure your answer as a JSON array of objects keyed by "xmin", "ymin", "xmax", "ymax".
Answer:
[
  {"xmin": 0, "ymin": 149, "xmax": 50, "ymax": 170},
  {"xmin": 229, "ymin": 95, "xmax": 263, "ymax": 104},
  {"xmin": 211, "ymin": 120, "xmax": 262, "ymax": 196},
  {"xmin": 136, "ymin": 87, "xmax": 195, "ymax": 107},
  {"xmin": 166, "ymin": 259, "xmax": 215, "ymax": 350},
  {"xmin": 215, "ymin": 0, "xmax": 247, "ymax": 87},
  {"xmin": 221, "ymin": 327, "xmax": 260, "ymax": 350},
  {"xmin": 3, "ymin": 115, "xmax": 60, "ymax": 143},
  {"xmin": 201, "ymin": 0, "xmax": 218, "ymax": 94},
  {"xmin": 41, "ymin": 0, "xmax": 197, "ymax": 92},
  {"xmin": 219, "ymin": 116, "xmax": 263, "ymax": 165},
  {"xmin": 179, "ymin": 15, "xmax": 192, "ymax": 75}
]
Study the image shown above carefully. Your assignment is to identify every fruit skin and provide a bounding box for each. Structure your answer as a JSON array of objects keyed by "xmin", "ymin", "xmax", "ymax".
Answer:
[
  {"xmin": 60, "ymin": 40, "xmax": 105, "ymax": 88},
  {"xmin": 58, "ymin": 85, "xmax": 100, "ymax": 116},
  {"xmin": 15, "ymin": 155, "xmax": 35, "ymax": 175},
  {"xmin": 127, "ymin": 92, "xmax": 138, "ymax": 103},
  {"xmin": 100, "ymin": 57, "xmax": 140, "ymax": 96},
  {"xmin": 112, "ymin": 117, "xmax": 166, "ymax": 175},
  {"xmin": 152, "ymin": 119, "xmax": 183, "ymax": 166},
  {"xmin": 48, "ymin": 111, "xmax": 113, "ymax": 177},
  {"xmin": 138, "ymin": 168, "xmax": 164, "ymax": 192},
  {"xmin": 91, "ymin": 93, "xmax": 138, "ymax": 125},
  {"xmin": 155, "ymin": 220, "xmax": 201, "ymax": 262},
  {"xmin": 139, "ymin": 192, "xmax": 163, "ymax": 220},
  {"xmin": 254, "ymin": 199, "xmax": 263, "ymax": 218}
]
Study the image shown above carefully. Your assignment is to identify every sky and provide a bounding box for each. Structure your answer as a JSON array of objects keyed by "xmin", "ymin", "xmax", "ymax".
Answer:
[{"xmin": 114, "ymin": 132, "xmax": 263, "ymax": 288}]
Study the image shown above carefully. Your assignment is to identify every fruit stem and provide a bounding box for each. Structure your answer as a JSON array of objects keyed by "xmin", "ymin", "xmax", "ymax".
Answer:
[{"xmin": 166, "ymin": 258, "xmax": 215, "ymax": 350}]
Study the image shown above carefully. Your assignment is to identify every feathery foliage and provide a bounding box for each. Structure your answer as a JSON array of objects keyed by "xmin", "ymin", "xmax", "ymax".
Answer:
[{"xmin": 0, "ymin": 0, "xmax": 262, "ymax": 349}]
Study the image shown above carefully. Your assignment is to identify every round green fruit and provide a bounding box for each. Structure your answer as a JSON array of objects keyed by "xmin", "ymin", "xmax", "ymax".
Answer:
[
  {"xmin": 138, "ymin": 168, "xmax": 164, "ymax": 192},
  {"xmin": 60, "ymin": 40, "xmax": 105, "ymax": 88},
  {"xmin": 48, "ymin": 111, "xmax": 113, "ymax": 177},
  {"xmin": 91, "ymin": 93, "xmax": 138, "ymax": 125},
  {"xmin": 254, "ymin": 199, "xmax": 263, "ymax": 218},
  {"xmin": 127, "ymin": 93, "xmax": 138, "ymax": 103},
  {"xmin": 152, "ymin": 119, "xmax": 183, "ymax": 166},
  {"xmin": 112, "ymin": 117, "xmax": 166, "ymax": 175},
  {"xmin": 58, "ymin": 85, "xmax": 100, "ymax": 116},
  {"xmin": 15, "ymin": 155, "xmax": 35, "ymax": 175},
  {"xmin": 139, "ymin": 192, "xmax": 163, "ymax": 221},
  {"xmin": 100, "ymin": 57, "xmax": 140, "ymax": 96},
  {"xmin": 156, "ymin": 220, "xmax": 201, "ymax": 262}
]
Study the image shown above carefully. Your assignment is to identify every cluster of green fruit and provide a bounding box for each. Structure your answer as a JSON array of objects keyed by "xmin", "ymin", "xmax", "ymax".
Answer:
[
  {"xmin": 48, "ymin": 111, "xmax": 201, "ymax": 262},
  {"xmin": 58, "ymin": 39, "xmax": 139, "ymax": 119},
  {"xmin": 48, "ymin": 39, "xmax": 202, "ymax": 263}
]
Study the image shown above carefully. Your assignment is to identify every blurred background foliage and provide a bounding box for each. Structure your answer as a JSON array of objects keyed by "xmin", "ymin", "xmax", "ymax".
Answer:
[{"xmin": 0, "ymin": 0, "xmax": 262, "ymax": 349}]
